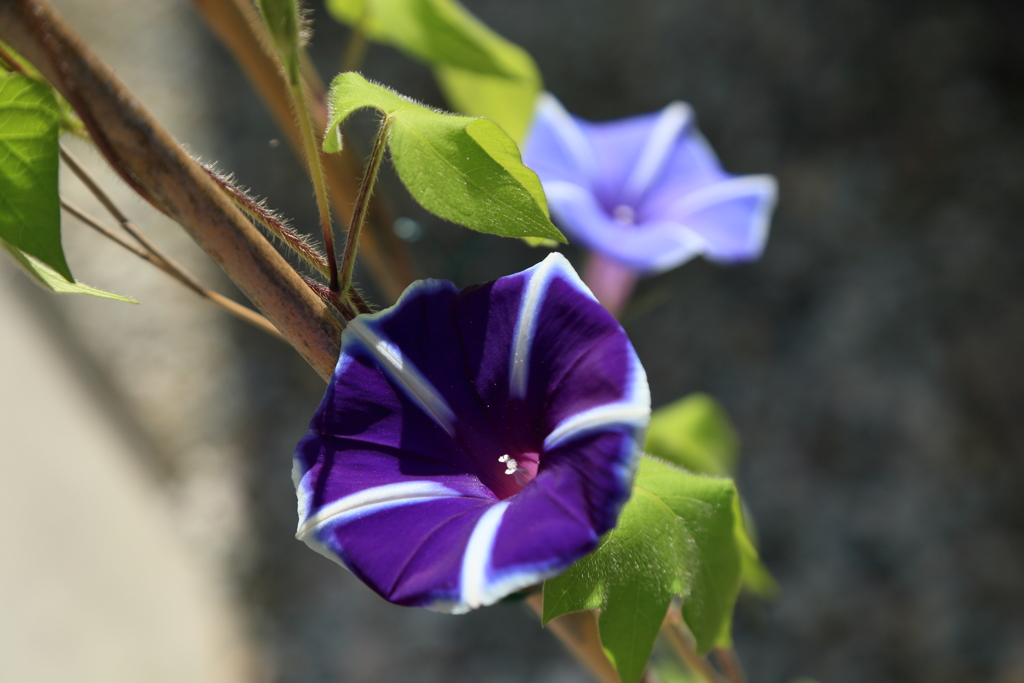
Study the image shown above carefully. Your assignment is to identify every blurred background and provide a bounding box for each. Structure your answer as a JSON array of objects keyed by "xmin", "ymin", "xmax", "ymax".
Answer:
[{"xmin": 1, "ymin": 0, "xmax": 1023, "ymax": 681}]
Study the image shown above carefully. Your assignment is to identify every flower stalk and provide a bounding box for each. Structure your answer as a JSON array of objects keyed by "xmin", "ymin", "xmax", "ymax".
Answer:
[
  {"xmin": 583, "ymin": 251, "xmax": 639, "ymax": 318},
  {"xmin": 285, "ymin": 67, "xmax": 340, "ymax": 290},
  {"xmin": 339, "ymin": 115, "xmax": 391, "ymax": 298}
]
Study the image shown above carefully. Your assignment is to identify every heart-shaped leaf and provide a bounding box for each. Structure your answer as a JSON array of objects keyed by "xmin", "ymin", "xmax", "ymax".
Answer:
[
  {"xmin": 324, "ymin": 73, "xmax": 563, "ymax": 242},
  {"xmin": 0, "ymin": 72, "xmax": 71, "ymax": 282}
]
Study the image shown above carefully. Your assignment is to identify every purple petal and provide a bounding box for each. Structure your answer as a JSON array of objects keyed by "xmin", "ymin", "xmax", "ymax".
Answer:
[
  {"xmin": 523, "ymin": 93, "xmax": 777, "ymax": 274},
  {"xmin": 588, "ymin": 101, "xmax": 695, "ymax": 207},
  {"xmin": 635, "ymin": 127, "xmax": 728, "ymax": 215},
  {"xmin": 294, "ymin": 254, "xmax": 650, "ymax": 613},
  {"xmin": 521, "ymin": 93, "xmax": 597, "ymax": 188},
  {"xmin": 306, "ymin": 491, "xmax": 492, "ymax": 609},
  {"xmin": 656, "ymin": 175, "xmax": 778, "ymax": 263}
]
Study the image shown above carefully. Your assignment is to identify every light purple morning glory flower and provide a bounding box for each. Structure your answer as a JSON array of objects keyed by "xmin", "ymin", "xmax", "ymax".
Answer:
[
  {"xmin": 522, "ymin": 94, "xmax": 777, "ymax": 313},
  {"xmin": 293, "ymin": 253, "xmax": 650, "ymax": 613}
]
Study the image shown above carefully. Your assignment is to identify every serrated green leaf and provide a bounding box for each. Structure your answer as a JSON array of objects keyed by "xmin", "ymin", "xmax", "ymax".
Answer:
[
  {"xmin": 646, "ymin": 393, "xmax": 740, "ymax": 477},
  {"xmin": 543, "ymin": 456, "xmax": 744, "ymax": 683},
  {"xmin": 324, "ymin": 73, "xmax": 563, "ymax": 242},
  {"xmin": 646, "ymin": 394, "xmax": 777, "ymax": 597},
  {"xmin": 0, "ymin": 72, "xmax": 71, "ymax": 282},
  {"xmin": 1, "ymin": 238, "xmax": 137, "ymax": 302},
  {"xmin": 324, "ymin": 0, "xmax": 542, "ymax": 142},
  {"xmin": 734, "ymin": 496, "xmax": 778, "ymax": 598}
]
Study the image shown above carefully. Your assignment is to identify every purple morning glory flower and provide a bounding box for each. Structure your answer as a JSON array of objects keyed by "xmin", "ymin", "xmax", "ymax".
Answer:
[
  {"xmin": 522, "ymin": 94, "xmax": 777, "ymax": 313},
  {"xmin": 293, "ymin": 253, "xmax": 650, "ymax": 613}
]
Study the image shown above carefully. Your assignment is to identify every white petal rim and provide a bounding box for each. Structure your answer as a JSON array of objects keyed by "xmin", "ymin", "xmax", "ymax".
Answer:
[
  {"xmin": 342, "ymin": 280, "xmax": 459, "ymax": 436},
  {"xmin": 296, "ymin": 481, "xmax": 467, "ymax": 539},
  {"xmin": 510, "ymin": 253, "xmax": 600, "ymax": 399}
]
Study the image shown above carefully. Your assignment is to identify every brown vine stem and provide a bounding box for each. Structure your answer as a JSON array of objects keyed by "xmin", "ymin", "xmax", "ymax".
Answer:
[
  {"xmin": 526, "ymin": 594, "xmax": 622, "ymax": 683},
  {"xmin": 61, "ymin": 198, "xmax": 284, "ymax": 339},
  {"xmin": 713, "ymin": 648, "xmax": 746, "ymax": 683},
  {"xmin": 0, "ymin": 0, "xmax": 343, "ymax": 379},
  {"xmin": 662, "ymin": 609, "xmax": 727, "ymax": 683},
  {"xmin": 0, "ymin": 39, "xmax": 27, "ymax": 73},
  {"xmin": 190, "ymin": 0, "xmax": 415, "ymax": 302}
]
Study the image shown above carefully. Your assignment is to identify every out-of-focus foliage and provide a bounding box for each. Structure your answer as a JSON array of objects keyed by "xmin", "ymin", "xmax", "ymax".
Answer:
[{"xmin": 325, "ymin": 0, "xmax": 541, "ymax": 141}]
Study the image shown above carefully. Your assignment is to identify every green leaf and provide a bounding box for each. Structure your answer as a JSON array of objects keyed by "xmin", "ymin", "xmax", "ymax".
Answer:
[
  {"xmin": 543, "ymin": 456, "xmax": 744, "ymax": 683},
  {"xmin": 324, "ymin": 73, "xmax": 563, "ymax": 242},
  {"xmin": 1, "ymin": 238, "xmax": 137, "ymax": 302},
  {"xmin": 646, "ymin": 393, "xmax": 740, "ymax": 477},
  {"xmin": 1, "ymin": 41, "xmax": 86, "ymax": 136},
  {"xmin": 327, "ymin": 0, "xmax": 514, "ymax": 77},
  {"xmin": 325, "ymin": 0, "xmax": 542, "ymax": 142},
  {"xmin": 0, "ymin": 72, "xmax": 71, "ymax": 282},
  {"xmin": 521, "ymin": 236, "xmax": 559, "ymax": 249},
  {"xmin": 734, "ymin": 496, "xmax": 778, "ymax": 598},
  {"xmin": 646, "ymin": 394, "xmax": 777, "ymax": 597}
]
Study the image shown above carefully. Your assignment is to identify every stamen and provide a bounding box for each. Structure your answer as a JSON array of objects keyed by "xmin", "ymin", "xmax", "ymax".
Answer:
[{"xmin": 498, "ymin": 454, "xmax": 525, "ymax": 477}]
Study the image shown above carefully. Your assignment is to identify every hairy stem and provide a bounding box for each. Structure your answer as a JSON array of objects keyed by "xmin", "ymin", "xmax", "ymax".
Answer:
[
  {"xmin": 204, "ymin": 165, "xmax": 331, "ymax": 279},
  {"xmin": 285, "ymin": 63, "xmax": 339, "ymax": 290},
  {"xmin": 339, "ymin": 116, "xmax": 390, "ymax": 297}
]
